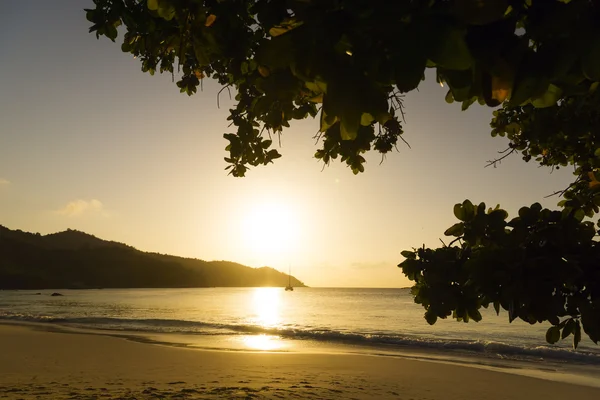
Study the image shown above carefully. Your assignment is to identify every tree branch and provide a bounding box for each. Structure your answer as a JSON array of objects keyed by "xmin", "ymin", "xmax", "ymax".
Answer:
[
  {"xmin": 216, "ymin": 84, "xmax": 232, "ymax": 109},
  {"xmin": 544, "ymin": 174, "xmax": 583, "ymax": 198},
  {"xmin": 485, "ymin": 148, "xmax": 516, "ymax": 168}
]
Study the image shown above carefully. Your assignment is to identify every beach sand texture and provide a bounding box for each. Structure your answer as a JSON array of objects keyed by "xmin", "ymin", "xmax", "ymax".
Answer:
[{"xmin": 1, "ymin": 324, "xmax": 599, "ymax": 400}]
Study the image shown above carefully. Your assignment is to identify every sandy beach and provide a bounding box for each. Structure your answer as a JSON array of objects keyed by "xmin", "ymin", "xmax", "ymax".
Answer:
[{"xmin": 0, "ymin": 323, "xmax": 598, "ymax": 399}]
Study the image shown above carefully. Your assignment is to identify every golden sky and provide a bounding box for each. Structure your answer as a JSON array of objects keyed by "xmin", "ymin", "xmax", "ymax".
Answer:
[{"xmin": 0, "ymin": 1, "xmax": 574, "ymax": 287}]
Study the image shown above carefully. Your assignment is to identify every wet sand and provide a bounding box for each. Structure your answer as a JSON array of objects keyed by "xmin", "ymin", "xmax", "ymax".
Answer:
[{"xmin": 0, "ymin": 324, "xmax": 599, "ymax": 399}]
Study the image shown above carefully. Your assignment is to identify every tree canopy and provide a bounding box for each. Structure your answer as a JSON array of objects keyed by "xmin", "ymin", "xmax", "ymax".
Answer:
[{"xmin": 86, "ymin": 0, "xmax": 600, "ymax": 348}]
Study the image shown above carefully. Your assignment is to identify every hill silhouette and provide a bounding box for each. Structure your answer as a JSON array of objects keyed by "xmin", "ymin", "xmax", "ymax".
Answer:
[{"xmin": 0, "ymin": 225, "xmax": 306, "ymax": 289}]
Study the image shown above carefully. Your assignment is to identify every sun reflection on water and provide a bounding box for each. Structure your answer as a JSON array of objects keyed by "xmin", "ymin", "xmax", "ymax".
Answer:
[
  {"xmin": 252, "ymin": 287, "xmax": 281, "ymax": 327},
  {"xmin": 240, "ymin": 288, "xmax": 285, "ymax": 350},
  {"xmin": 242, "ymin": 334, "xmax": 284, "ymax": 351}
]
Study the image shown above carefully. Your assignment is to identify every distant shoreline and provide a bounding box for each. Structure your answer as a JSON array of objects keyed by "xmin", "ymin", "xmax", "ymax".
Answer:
[
  {"xmin": 0, "ymin": 286, "xmax": 308, "ymax": 290},
  {"xmin": 0, "ymin": 225, "xmax": 307, "ymax": 289}
]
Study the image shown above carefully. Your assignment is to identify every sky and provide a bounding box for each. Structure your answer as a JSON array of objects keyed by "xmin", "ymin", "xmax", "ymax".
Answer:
[{"xmin": 0, "ymin": 1, "xmax": 575, "ymax": 287}]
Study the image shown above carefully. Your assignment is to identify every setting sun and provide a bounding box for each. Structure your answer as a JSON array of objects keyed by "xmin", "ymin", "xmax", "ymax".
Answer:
[{"xmin": 240, "ymin": 200, "xmax": 302, "ymax": 261}]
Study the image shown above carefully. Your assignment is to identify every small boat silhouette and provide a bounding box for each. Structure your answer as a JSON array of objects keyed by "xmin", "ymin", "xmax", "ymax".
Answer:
[{"xmin": 285, "ymin": 265, "xmax": 293, "ymax": 291}]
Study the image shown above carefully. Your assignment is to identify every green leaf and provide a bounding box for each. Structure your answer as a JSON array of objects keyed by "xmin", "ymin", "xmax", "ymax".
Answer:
[
  {"xmin": 319, "ymin": 109, "xmax": 337, "ymax": 133},
  {"xmin": 545, "ymin": 326, "xmax": 560, "ymax": 344},
  {"xmin": 157, "ymin": 1, "xmax": 176, "ymax": 21},
  {"xmin": 265, "ymin": 149, "xmax": 282, "ymax": 163},
  {"xmin": 582, "ymin": 36, "xmax": 600, "ymax": 81},
  {"xmin": 461, "ymin": 96, "xmax": 477, "ymax": 111},
  {"xmin": 257, "ymin": 31, "xmax": 296, "ymax": 72},
  {"xmin": 444, "ymin": 69, "xmax": 474, "ymax": 102},
  {"xmin": 374, "ymin": 111, "xmax": 391, "ymax": 125},
  {"xmin": 468, "ymin": 308, "xmax": 482, "ymax": 322},
  {"xmin": 574, "ymin": 320, "xmax": 582, "ymax": 349},
  {"xmin": 562, "ymin": 319, "xmax": 576, "ymax": 339},
  {"xmin": 269, "ymin": 19, "xmax": 304, "ymax": 37},
  {"xmin": 425, "ymin": 309, "xmax": 438, "ymax": 325},
  {"xmin": 395, "ymin": 59, "xmax": 425, "ymax": 93},
  {"xmin": 493, "ymin": 301, "xmax": 500, "ymax": 315},
  {"xmin": 581, "ymin": 305, "xmax": 600, "ymax": 344},
  {"xmin": 394, "ymin": 30, "xmax": 426, "ymax": 93},
  {"xmin": 454, "ymin": 0, "xmax": 509, "ymax": 25},
  {"xmin": 454, "ymin": 203, "xmax": 465, "ymax": 221},
  {"xmin": 340, "ymin": 110, "xmax": 360, "ymax": 141},
  {"xmin": 444, "ymin": 222, "xmax": 464, "ymax": 237},
  {"xmin": 147, "ymin": 0, "xmax": 158, "ymax": 11},
  {"xmin": 360, "ymin": 113, "xmax": 374, "ymax": 126},
  {"xmin": 462, "ymin": 200, "xmax": 475, "ymax": 220},
  {"xmin": 518, "ymin": 206, "xmax": 531, "ymax": 220},
  {"xmin": 193, "ymin": 38, "xmax": 211, "ymax": 66},
  {"xmin": 305, "ymin": 80, "xmax": 328, "ymax": 94},
  {"xmin": 509, "ymin": 75, "xmax": 545, "ymax": 107},
  {"xmin": 531, "ymin": 84, "xmax": 563, "ymax": 108},
  {"xmin": 401, "ymin": 250, "xmax": 416, "ymax": 259},
  {"xmin": 429, "ymin": 24, "xmax": 472, "ymax": 71},
  {"xmin": 340, "ymin": 121, "xmax": 356, "ymax": 140},
  {"xmin": 400, "ymin": 259, "xmax": 421, "ymax": 281}
]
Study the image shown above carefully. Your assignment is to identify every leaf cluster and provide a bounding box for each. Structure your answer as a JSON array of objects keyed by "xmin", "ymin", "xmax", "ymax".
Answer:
[
  {"xmin": 88, "ymin": 0, "xmax": 599, "ymax": 176},
  {"xmin": 400, "ymin": 200, "xmax": 600, "ymax": 348}
]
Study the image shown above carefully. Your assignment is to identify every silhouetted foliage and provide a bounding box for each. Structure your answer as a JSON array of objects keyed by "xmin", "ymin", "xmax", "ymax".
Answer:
[
  {"xmin": 85, "ymin": 0, "xmax": 600, "ymax": 347},
  {"xmin": 0, "ymin": 225, "xmax": 305, "ymax": 289}
]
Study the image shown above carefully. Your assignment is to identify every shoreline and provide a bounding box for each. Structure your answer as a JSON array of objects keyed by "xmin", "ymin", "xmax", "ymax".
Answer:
[{"xmin": 2, "ymin": 320, "xmax": 600, "ymax": 397}]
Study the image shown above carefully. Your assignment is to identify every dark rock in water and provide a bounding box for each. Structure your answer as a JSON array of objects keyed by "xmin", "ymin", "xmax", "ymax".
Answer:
[
  {"xmin": 50, "ymin": 292, "xmax": 63, "ymax": 297},
  {"xmin": 34, "ymin": 293, "xmax": 41, "ymax": 295}
]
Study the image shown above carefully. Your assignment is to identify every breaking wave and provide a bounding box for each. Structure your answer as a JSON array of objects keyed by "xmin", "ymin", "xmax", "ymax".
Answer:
[{"xmin": 2, "ymin": 312, "xmax": 599, "ymax": 365}]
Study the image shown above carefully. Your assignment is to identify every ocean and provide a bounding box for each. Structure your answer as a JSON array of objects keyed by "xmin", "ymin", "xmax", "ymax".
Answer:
[{"xmin": 1, "ymin": 287, "xmax": 599, "ymax": 386}]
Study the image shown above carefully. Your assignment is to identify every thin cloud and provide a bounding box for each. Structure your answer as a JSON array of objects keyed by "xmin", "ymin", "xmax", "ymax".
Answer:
[
  {"xmin": 57, "ymin": 199, "xmax": 106, "ymax": 217},
  {"xmin": 0, "ymin": 178, "xmax": 10, "ymax": 185}
]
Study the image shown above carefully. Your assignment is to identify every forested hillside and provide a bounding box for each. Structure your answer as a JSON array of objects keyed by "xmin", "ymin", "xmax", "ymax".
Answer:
[{"xmin": 0, "ymin": 226, "xmax": 305, "ymax": 289}]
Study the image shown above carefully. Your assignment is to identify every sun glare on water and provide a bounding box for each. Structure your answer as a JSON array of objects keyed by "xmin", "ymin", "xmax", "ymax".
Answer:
[
  {"xmin": 241, "ymin": 288, "xmax": 285, "ymax": 351},
  {"xmin": 242, "ymin": 334, "xmax": 284, "ymax": 351},
  {"xmin": 252, "ymin": 287, "xmax": 281, "ymax": 327}
]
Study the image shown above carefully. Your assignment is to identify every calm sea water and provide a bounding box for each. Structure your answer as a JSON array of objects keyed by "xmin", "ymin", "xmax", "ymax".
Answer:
[{"xmin": 1, "ymin": 287, "xmax": 599, "ymax": 382}]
